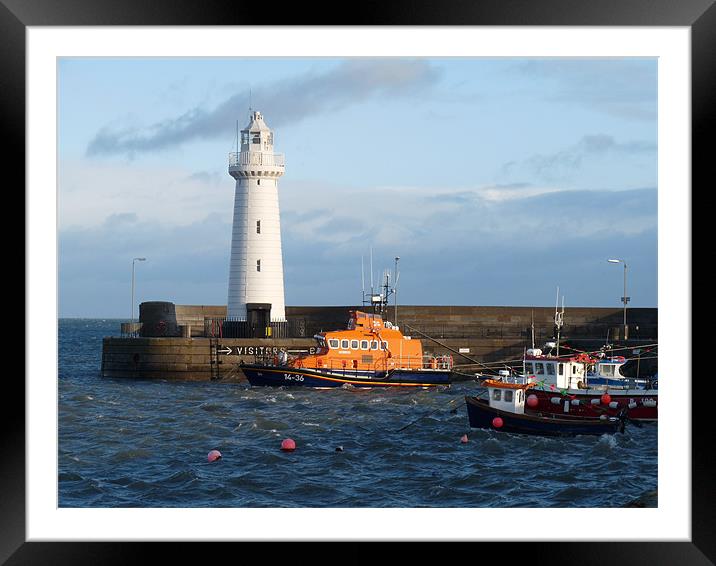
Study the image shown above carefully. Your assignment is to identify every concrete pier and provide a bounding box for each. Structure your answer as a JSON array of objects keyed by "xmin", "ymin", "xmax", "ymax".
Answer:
[{"xmin": 101, "ymin": 304, "xmax": 657, "ymax": 381}]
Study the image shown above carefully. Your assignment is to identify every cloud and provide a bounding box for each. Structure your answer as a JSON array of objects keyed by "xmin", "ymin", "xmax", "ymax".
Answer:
[
  {"xmin": 58, "ymin": 177, "xmax": 657, "ymax": 316},
  {"xmin": 499, "ymin": 134, "xmax": 657, "ymax": 184},
  {"xmin": 513, "ymin": 59, "xmax": 657, "ymax": 121},
  {"xmin": 86, "ymin": 59, "xmax": 442, "ymax": 158},
  {"xmin": 58, "ymin": 159, "xmax": 234, "ymax": 230}
]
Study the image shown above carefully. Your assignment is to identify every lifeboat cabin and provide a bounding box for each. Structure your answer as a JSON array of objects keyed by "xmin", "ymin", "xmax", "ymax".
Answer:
[{"xmin": 287, "ymin": 310, "xmax": 452, "ymax": 376}]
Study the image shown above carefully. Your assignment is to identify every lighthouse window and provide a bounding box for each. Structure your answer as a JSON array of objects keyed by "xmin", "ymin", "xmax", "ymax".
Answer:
[
  {"xmin": 329, "ymin": 339, "xmax": 339, "ymax": 349},
  {"xmin": 256, "ymin": 259, "xmax": 261, "ymax": 272},
  {"xmin": 241, "ymin": 132, "xmax": 249, "ymax": 145},
  {"xmin": 251, "ymin": 131, "xmax": 260, "ymax": 144},
  {"xmin": 350, "ymin": 340, "xmax": 359, "ymax": 349},
  {"xmin": 341, "ymin": 339, "xmax": 349, "ymax": 349},
  {"xmin": 256, "ymin": 220, "xmax": 261, "ymax": 234}
]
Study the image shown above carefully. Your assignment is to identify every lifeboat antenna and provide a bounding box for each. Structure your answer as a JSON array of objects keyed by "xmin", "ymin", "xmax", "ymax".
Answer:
[
  {"xmin": 370, "ymin": 246, "xmax": 374, "ymax": 299},
  {"xmin": 361, "ymin": 255, "xmax": 366, "ymax": 306}
]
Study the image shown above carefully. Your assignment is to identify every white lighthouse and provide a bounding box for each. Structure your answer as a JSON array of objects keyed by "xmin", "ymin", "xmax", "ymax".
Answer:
[{"xmin": 227, "ymin": 110, "xmax": 286, "ymax": 323}]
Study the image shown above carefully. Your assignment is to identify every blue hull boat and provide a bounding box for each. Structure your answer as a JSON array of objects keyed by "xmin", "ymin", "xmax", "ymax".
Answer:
[
  {"xmin": 241, "ymin": 363, "xmax": 451, "ymax": 388},
  {"xmin": 465, "ymin": 395, "xmax": 624, "ymax": 436}
]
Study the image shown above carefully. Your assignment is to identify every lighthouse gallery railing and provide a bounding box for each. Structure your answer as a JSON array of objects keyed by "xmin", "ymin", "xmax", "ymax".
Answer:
[{"xmin": 228, "ymin": 152, "xmax": 285, "ymax": 167}]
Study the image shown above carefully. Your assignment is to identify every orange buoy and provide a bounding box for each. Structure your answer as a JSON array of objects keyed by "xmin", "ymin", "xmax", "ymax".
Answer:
[
  {"xmin": 460, "ymin": 434, "xmax": 468, "ymax": 443},
  {"xmin": 207, "ymin": 449, "xmax": 222, "ymax": 462},
  {"xmin": 281, "ymin": 438, "xmax": 296, "ymax": 451},
  {"xmin": 526, "ymin": 394, "xmax": 538, "ymax": 408},
  {"xmin": 601, "ymin": 393, "xmax": 612, "ymax": 405},
  {"xmin": 492, "ymin": 417, "xmax": 504, "ymax": 428}
]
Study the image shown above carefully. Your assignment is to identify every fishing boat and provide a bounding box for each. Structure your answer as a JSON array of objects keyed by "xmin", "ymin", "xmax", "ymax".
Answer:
[
  {"xmin": 516, "ymin": 347, "xmax": 658, "ymax": 422},
  {"xmin": 240, "ymin": 310, "xmax": 453, "ymax": 388},
  {"xmin": 475, "ymin": 290, "xmax": 658, "ymax": 421},
  {"xmin": 585, "ymin": 351, "xmax": 653, "ymax": 389},
  {"xmin": 465, "ymin": 379, "xmax": 625, "ymax": 436}
]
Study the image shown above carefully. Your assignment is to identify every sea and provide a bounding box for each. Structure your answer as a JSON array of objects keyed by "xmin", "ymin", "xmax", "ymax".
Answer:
[{"xmin": 59, "ymin": 318, "xmax": 657, "ymax": 508}]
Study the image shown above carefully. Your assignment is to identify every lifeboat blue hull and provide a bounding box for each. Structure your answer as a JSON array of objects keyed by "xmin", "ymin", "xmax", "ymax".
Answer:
[
  {"xmin": 465, "ymin": 396, "xmax": 624, "ymax": 436},
  {"xmin": 241, "ymin": 364, "xmax": 451, "ymax": 388}
]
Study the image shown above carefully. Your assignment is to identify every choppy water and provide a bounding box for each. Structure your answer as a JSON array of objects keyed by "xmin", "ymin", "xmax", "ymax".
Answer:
[{"xmin": 59, "ymin": 319, "xmax": 657, "ymax": 507}]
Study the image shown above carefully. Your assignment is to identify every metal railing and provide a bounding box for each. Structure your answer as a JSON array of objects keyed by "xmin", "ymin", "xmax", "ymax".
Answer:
[
  {"xmin": 204, "ymin": 317, "xmax": 308, "ymax": 339},
  {"xmin": 228, "ymin": 152, "xmax": 285, "ymax": 168}
]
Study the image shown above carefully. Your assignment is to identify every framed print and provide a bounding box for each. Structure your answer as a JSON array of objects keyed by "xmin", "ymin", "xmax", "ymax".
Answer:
[{"xmin": 10, "ymin": 0, "xmax": 712, "ymax": 563}]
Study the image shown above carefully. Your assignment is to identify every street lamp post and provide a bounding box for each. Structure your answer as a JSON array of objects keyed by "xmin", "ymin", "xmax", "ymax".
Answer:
[
  {"xmin": 607, "ymin": 258, "xmax": 628, "ymax": 340},
  {"xmin": 131, "ymin": 257, "xmax": 147, "ymax": 325}
]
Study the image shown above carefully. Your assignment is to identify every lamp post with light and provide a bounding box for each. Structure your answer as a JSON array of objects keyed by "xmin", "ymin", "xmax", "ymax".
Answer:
[
  {"xmin": 131, "ymin": 257, "xmax": 146, "ymax": 325},
  {"xmin": 607, "ymin": 258, "xmax": 628, "ymax": 340}
]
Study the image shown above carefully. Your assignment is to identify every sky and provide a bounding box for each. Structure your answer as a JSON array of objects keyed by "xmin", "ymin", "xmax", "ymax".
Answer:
[{"xmin": 57, "ymin": 57, "xmax": 658, "ymax": 318}]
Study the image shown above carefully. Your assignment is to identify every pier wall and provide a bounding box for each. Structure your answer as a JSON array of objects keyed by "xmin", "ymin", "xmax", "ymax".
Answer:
[{"xmin": 102, "ymin": 304, "xmax": 657, "ymax": 380}]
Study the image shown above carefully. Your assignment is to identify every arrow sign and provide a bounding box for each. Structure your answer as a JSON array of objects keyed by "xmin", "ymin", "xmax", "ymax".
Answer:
[{"xmin": 217, "ymin": 346, "xmax": 233, "ymax": 355}]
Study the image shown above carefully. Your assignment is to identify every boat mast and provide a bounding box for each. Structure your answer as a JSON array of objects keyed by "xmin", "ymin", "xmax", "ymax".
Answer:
[{"xmin": 554, "ymin": 287, "xmax": 564, "ymax": 358}]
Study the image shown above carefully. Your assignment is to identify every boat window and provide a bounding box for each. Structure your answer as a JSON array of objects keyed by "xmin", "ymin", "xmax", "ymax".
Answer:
[
  {"xmin": 256, "ymin": 220, "xmax": 261, "ymax": 234},
  {"xmin": 573, "ymin": 365, "xmax": 579, "ymax": 375},
  {"xmin": 558, "ymin": 363, "xmax": 564, "ymax": 375},
  {"xmin": 525, "ymin": 362, "xmax": 534, "ymax": 374},
  {"xmin": 602, "ymin": 364, "xmax": 614, "ymax": 376},
  {"xmin": 341, "ymin": 339, "xmax": 349, "ymax": 349},
  {"xmin": 546, "ymin": 363, "xmax": 555, "ymax": 375},
  {"xmin": 504, "ymin": 390, "xmax": 514, "ymax": 402},
  {"xmin": 492, "ymin": 389, "xmax": 502, "ymax": 401},
  {"xmin": 517, "ymin": 390, "xmax": 523, "ymax": 402},
  {"xmin": 381, "ymin": 341, "xmax": 388, "ymax": 350},
  {"xmin": 256, "ymin": 259, "xmax": 261, "ymax": 272},
  {"xmin": 535, "ymin": 363, "xmax": 545, "ymax": 375},
  {"xmin": 370, "ymin": 340, "xmax": 379, "ymax": 350},
  {"xmin": 328, "ymin": 339, "xmax": 339, "ymax": 349},
  {"xmin": 351, "ymin": 340, "xmax": 359, "ymax": 349},
  {"xmin": 360, "ymin": 340, "xmax": 369, "ymax": 350}
]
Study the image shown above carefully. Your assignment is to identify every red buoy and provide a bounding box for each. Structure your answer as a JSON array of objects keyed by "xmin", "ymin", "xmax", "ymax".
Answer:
[
  {"xmin": 526, "ymin": 394, "xmax": 538, "ymax": 408},
  {"xmin": 207, "ymin": 449, "xmax": 222, "ymax": 462},
  {"xmin": 601, "ymin": 393, "xmax": 612, "ymax": 405},
  {"xmin": 281, "ymin": 438, "xmax": 296, "ymax": 451},
  {"xmin": 492, "ymin": 417, "xmax": 504, "ymax": 428},
  {"xmin": 460, "ymin": 434, "xmax": 468, "ymax": 443}
]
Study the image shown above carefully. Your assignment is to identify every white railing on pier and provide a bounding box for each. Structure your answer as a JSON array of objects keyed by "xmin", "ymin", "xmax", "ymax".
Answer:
[{"xmin": 228, "ymin": 152, "xmax": 285, "ymax": 168}]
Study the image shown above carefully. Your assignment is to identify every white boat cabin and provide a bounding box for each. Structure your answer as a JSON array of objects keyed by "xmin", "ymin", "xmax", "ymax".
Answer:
[
  {"xmin": 485, "ymin": 381, "xmax": 528, "ymax": 415},
  {"xmin": 592, "ymin": 357, "xmax": 626, "ymax": 379},
  {"xmin": 522, "ymin": 349, "xmax": 588, "ymax": 390}
]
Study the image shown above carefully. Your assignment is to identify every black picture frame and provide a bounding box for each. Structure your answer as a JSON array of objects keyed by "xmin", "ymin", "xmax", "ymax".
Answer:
[{"xmin": 8, "ymin": 0, "xmax": 709, "ymax": 563}]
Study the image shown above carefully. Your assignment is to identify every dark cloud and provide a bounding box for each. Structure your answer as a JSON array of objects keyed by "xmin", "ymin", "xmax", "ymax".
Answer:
[
  {"xmin": 59, "ymin": 187, "xmax": 657, "ymax": 316},
  {"xmin": 86, "ymin": 59, "xmax": 442, "ymax": 158}
]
